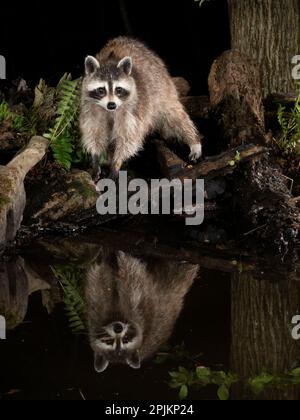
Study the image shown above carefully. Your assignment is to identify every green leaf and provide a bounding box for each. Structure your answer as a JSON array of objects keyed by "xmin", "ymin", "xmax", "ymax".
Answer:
[
  {"xmin": 235, "ymin": 151, "xmax": 241, "ymax": 162},
  {"xmin": 290, "ymin": 368, "xmax": 300, "ymax": 377},
  {"xmin": 169, "ymin": 372, "xmax": 180, "ymax": 379},
  {"xmin": 44, "ymin": 76, "xmax": 82, "ymax": 170},
  {"xmin": 248, "ymin": 373, "xmax": 274, "ymax": 395},
  {"xmin": 179, "ymin": 385, "xmax": 188, "ymax": 400},
  {"xmin": 52, "ymin": 266, "xmax": 85, "ymax": 334},
  {"xmin": 179, "ymin": 366, "xmax": 189, "ymax": 375},
  {"xmin": 196, "ymin": 367, "xmax": 211, "ymax": 378},
  {"xmin": 217, "ymin": 385, "xmax": 230, "ymax": 401}
]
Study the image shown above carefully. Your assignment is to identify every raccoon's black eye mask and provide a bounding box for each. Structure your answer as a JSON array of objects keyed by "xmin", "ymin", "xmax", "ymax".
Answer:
[
  {"xmin": 89, "ymin": 87, "xmax": 107, "ymax": 100},
  {"xmin": 115, "ymin": 87, "xmax": 129, "ymax": 99}
]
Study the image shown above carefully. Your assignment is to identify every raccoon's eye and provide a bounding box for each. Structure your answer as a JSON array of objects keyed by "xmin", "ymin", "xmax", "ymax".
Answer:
[
  {"xmin": 116, "ymin": 87, "xmax": 126, "ymax": 96},
  {"xmin": 96, "ymin": 87, "xmax": 106, "ymax": 96}
]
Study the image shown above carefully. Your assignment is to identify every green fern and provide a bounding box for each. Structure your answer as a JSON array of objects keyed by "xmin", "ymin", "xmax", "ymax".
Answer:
[
  {"xmin": 0, "ymin": 100, "xmax": 26, "ymax": 132},
  {"xmin": 44, "ymin": 76, "xmax": 82, "ymax": 170},
  {"xmin": 278, "ymin": 87, "xmax": 300, "ymax": 158},
  {"xmin": 1, "ymin": 75, "xmax": 86, "ymax": 170},
  {"xmin": 52, "ymin": 266, "xmax": 86, "ymax": 334}
]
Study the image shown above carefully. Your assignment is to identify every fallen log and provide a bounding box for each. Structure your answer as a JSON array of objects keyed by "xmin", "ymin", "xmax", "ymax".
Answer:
[
  {"xmin": 175, "ymin": 144, "xmax": 267, "ymax": 182},
  {"xmin": 154, "ymin": 139, "xmax": 266, "ymax": 184},
  {"xmin": 64, "ymin": 142, "xmax": 266, "ymax": 228},
  {"xmin": 208, "ymin": 50, "xmax": 300, "ymax": 254},
  {"xmin": 29, "ymin": 229, "xmax": 256, "ymax": 274},
  {"xmin": 28, "ymin": 226, "xmax": 299, "ymax": 281},
  {"xmin": 0, "ymin": 136, "xmax": 48, "ymax": 250}
]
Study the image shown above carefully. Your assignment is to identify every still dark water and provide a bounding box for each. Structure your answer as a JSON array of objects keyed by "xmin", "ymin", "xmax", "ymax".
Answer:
[{"xmin": 0, "ymin": 235, "xmax": 299, "ymax": 401}]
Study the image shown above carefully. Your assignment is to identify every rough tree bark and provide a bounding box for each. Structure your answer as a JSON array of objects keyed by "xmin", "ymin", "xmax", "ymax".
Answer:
[
  {"xmin": 228, "ymin": 0, "xmax": 300, "ymax": 97},
  {"xmin": 231, "ymin": 273, "xmax": 300, "ymax": 400}
]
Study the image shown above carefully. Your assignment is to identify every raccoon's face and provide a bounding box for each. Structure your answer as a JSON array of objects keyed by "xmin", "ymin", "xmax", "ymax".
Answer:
[
  {"xmin": 84, "ymin": 55, "xmax": 135, "ymax": 112},
  {"xmin": 92, "ymin": 321, "xmax": 142, "ymax": 373}
]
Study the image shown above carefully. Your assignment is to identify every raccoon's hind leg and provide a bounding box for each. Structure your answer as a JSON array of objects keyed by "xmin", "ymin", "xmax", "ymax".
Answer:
[
  {"xmin": 107, "ymin": 140, "xmax": 121, "ymax": 180},
  {"xmin": 107, "ymin": 136, "xmax": 143, "ymax": 180},
  {"xmin": 90, "ymin": 155, "xmax": 102, "ymax": 183},
  {"xmin": 160, "ymin": 106, "xmax": 203, "ymax": 162}
]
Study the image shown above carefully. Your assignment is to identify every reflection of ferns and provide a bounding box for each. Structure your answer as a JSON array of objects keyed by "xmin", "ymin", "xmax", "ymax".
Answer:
[
  {"xmin": 51, "ymin": 266, "xmax": 86, "ymax": 334},
  {"xmin": 44, "ymin": 76, "xmax": 82, "ymax": 170}
]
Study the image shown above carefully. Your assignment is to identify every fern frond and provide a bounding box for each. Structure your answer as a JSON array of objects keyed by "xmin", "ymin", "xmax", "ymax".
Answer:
[
  {"xmin": 51, "ymin": 266, "xmax": 86, "ymax": 334},
  {"xmin": 0, "ymin": 100, "xmax": 26, "ymax": 132},
  {"xmin": 278, "ymin": 85, "xmax": 300, "ymax": 158},
  {"xmin": 44, "ymin": 77, "xmax": 82, "ymax": 170}
]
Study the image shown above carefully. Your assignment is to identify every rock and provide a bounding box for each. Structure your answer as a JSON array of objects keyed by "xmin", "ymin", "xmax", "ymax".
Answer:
[
  {"xmin": 0, "ymin": 136, "xmax": 48, "ymax": 248},
  {"xmin": 28, "ymin": 170, "xmax": 99, "ymax": 224}
]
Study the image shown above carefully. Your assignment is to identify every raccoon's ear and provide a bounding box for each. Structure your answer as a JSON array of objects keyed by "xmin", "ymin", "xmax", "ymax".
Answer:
[
  {"xmin": 126, "ymin": 351, "xmax": 141, "ymax": 369},
  {"xmin": 94, "ymin": 353, "xmax": 109, "ymax": 373},
  {"xmin": 117, "ymin": 56, "xmax": 133, "ymax": 76},
  {"xmin": 85, "ymin": 56, "xmax": 99, "ymax": 75}
]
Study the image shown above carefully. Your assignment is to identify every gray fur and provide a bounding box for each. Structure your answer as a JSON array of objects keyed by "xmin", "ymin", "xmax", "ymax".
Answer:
[
  {"xmin": 85, "ymin": 250, "xmax": 199, "ymax": 372},
  {"xmin": 80, "ymin": 37, "xmax": 203, "ymax": 178}
]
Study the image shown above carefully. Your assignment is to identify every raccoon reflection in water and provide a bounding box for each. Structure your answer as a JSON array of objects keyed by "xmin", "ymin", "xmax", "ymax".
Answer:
[{"xmin": 85, "ymin": 250, "xmax": 199, "ymax": 373}]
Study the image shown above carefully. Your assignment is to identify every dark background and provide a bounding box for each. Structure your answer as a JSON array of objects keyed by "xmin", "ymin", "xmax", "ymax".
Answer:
[{"xmin": 0, "ymin": 0, "xmax": 230, "ymax": 94}]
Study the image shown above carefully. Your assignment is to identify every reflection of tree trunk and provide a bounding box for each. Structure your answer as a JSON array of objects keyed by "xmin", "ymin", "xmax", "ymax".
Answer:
[{"xmin": 231, "ymin": 273, "xmax": 300, "ymax": 400}]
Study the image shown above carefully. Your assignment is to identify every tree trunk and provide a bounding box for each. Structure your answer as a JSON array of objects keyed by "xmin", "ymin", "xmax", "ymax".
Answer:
[
  {"xmin": 208, "ymin": 50, "xmax": 300, "ymax": 254},
  {"xmin": 228, "ymin": 0, "xmax": 300, "ymax": 97}
]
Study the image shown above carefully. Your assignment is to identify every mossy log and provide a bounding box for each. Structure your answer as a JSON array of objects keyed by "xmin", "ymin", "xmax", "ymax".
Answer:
[{"xmin": 0, "ymin": 136, "xmax": 48, "ymax": 250}]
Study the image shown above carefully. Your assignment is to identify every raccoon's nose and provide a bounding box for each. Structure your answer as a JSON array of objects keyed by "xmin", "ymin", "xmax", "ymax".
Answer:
[
  {"xmin": 107, "ymin": 102, "xmax": 117, "ymax": 110},
  {"xmin": 113, "ymin": 322, "xmax": 123, "ymax": 334}
]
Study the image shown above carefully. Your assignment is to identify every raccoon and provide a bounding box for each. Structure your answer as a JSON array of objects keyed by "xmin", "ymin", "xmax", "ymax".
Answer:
[
  {"xmin": 85, "ymin": 250, "xmax": 199, "ymax": 372},
  {"xmin": 80, "ymin": 37, "xmax": 203, "ymax": 180}
]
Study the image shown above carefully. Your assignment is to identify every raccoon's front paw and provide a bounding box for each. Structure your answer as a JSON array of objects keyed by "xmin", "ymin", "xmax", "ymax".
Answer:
[
  {"xmin": 92, "ymin": 165, "xmax": 102, "ymax": 184},
  {"xmin": 189, "ymin": 144, "xmax": 202, "ymax": 162},
  {"xmin": 107, "ymin": 169, "xmax": 119, "ymax": 182}
]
